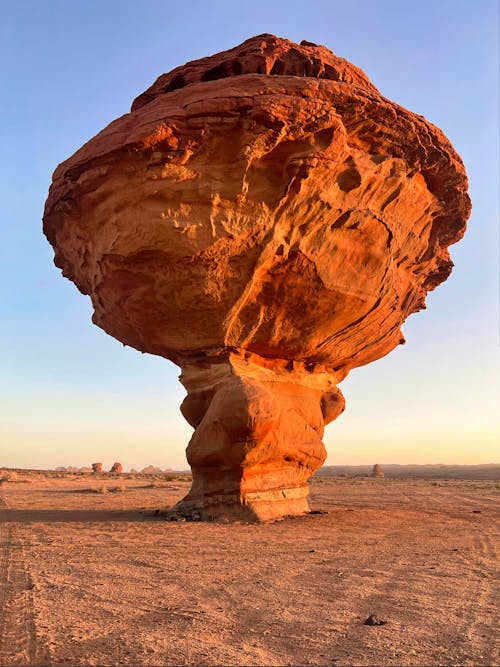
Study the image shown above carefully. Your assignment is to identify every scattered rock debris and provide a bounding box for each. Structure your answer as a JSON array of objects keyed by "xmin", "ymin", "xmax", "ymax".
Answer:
[{"xmin": 364, "ymin": 614, "xmax": 387, "ymax": 626}]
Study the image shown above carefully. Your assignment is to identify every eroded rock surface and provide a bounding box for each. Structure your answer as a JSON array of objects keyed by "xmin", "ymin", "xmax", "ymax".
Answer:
[{"xmin": 43, "ymin": 35, "xmax": 471, "ymax": 521}]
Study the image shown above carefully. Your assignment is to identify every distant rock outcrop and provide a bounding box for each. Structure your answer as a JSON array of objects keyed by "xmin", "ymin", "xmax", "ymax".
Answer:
[
  {"xmin": 56, "ymin": 466, "xmax": 92, "ymax": 473},
  {"xmin": 371, "ymin": 464, "xmax": 385, "ymax": 478},
  {"xmin": 140, "ymin": 465, "xmax": 164, "ymax": 475},
  {"xmin": 44, "ymin": 34, "xmax": 471, "ymax": 521},
  {"xmin": 92, "ymin": 463, "xmax": 102, "ymax": 474},
  {"xmin": 110, "ymin": 462, "xmax": 122, "ymax": 474}
]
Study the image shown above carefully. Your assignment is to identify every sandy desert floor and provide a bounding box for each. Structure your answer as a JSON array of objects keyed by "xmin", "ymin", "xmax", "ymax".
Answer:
[{"xmin": 0, "ymin": 472, "xmax": 497, "ymax": 667}]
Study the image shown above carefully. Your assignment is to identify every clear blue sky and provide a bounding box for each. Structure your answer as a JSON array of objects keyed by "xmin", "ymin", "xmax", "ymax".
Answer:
[{"xmin": 1, "ymin": 0, "xmax": 498, "ymax": 471}]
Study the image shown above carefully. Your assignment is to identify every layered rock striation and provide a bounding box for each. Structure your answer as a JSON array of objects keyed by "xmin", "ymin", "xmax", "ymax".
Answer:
[{"xmin": 43, "ymin": 35, "xmax": 471, "ymax": 521}]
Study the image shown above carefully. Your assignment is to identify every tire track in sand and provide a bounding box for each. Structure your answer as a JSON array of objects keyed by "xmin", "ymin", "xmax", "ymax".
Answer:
[
  {"xmin": 456, "ymin": 529, "xmax": 499, "ymax": 665},
  {"xmin": 0, "ymin": 492, "xmax": 50, "ymax": 666}
]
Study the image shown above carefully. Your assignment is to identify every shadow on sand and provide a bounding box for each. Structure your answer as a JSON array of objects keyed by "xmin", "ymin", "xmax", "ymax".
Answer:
[{"xmin": 0, "ymin": 509, "xmax": 163, "ymax": 523}]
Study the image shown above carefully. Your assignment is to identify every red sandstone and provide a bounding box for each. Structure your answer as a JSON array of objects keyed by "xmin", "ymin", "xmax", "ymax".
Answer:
[{"xmin": 43, "ymin": 35, "xmax": 470, "ymax": 521}]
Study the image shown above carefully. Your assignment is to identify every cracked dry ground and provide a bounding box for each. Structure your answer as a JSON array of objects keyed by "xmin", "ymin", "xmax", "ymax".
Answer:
[{"xmin": 0, "ymin": 474, "xmax": 497, "ymax": 666}]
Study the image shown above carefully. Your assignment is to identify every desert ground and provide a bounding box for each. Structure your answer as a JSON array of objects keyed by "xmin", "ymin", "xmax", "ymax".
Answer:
[{"xmin": 0, "ymin": 468, "xmax": 497, "ymax": 667}]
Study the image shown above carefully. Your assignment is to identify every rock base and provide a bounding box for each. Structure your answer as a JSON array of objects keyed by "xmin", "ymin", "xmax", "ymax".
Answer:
[
  {"xmin": 174, "ymin": 351, "xmax": 345, "ymax": 521},
  {"xmin": 170, "ymin": 485, "xmax": 310, "ymax": 522}
]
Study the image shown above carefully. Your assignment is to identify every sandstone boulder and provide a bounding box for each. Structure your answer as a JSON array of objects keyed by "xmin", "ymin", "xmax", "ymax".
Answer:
[
  {"xmin": 43, "ymin": 35, "xmax": 470, "ymax": 521},
  {"xmin": 110, "ymin": 462, "xmax": 122, "ymax": 474},
  {"xmin": 91, "ymin": 462, "xmax": 102, "ymax": 474}
]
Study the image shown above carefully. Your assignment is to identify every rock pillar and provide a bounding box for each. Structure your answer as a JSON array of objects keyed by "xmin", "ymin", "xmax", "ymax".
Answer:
[{"xmin": 173, "ymin": 352, "xmax": 344, "ymax": 521}]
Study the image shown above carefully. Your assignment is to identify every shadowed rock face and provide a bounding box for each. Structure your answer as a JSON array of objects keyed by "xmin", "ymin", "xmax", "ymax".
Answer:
[{"xmin": 43, "ymin": 35, "xmax": 471, "ymax": 521}]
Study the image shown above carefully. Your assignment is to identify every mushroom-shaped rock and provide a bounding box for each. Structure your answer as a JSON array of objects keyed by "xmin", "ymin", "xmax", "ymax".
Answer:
[{"xmin": 43, "ymin": 35, "xmax": 470, "ymax": 521}]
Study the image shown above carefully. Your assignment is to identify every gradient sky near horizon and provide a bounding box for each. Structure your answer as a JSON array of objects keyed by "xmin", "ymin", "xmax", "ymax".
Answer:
[{"xmin": 1, "ymin": 0, "xmax": 499, "ymax": 471}]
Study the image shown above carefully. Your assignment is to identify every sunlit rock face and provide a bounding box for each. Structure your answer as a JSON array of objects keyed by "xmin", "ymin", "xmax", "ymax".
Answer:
[{"xmin": 43, "ymin": 35, "xmax": 471, "ymax": 521}]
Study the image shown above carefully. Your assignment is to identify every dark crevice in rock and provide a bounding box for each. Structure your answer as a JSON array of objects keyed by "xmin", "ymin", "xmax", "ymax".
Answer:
[
  {"xmin": 337, "ymin": 167, "xmax": 362, "ymax": 192},
  {"xmin": 164, "ymin": 74, "xmax": 187, "ymax": 93},
  {"xmin": 201, "ymin": 60, "xmax": 243, "ymax": 82},
  {"xmin": 330, "ymin": 210, "xmax": 352, "ymax": 230}
]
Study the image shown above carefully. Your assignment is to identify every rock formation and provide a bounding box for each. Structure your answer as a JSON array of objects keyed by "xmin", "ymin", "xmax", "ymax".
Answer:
[
  {"xmin": 92, "ymin": 463, "xmax": 102, "ymax": 474},
  {"xmin": 110, "ymin": 462, "xmax": 123, "ymax": 474},
  {"xmin": 140, "ymin": 465, "xmax": 168, "ymax": 474},
  {"xmin": 43, "ymin": 35, "xmax": 470, "ymax": 521},
  {"xmin": 371, "ymin": 464, "xmax": 384, "ymax": 478}
]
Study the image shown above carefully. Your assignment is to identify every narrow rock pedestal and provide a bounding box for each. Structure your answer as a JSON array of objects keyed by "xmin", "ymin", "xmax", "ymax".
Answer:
[{"xmin": 172, "ymin": 352, "xmax": 345, "ymax": 521}]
